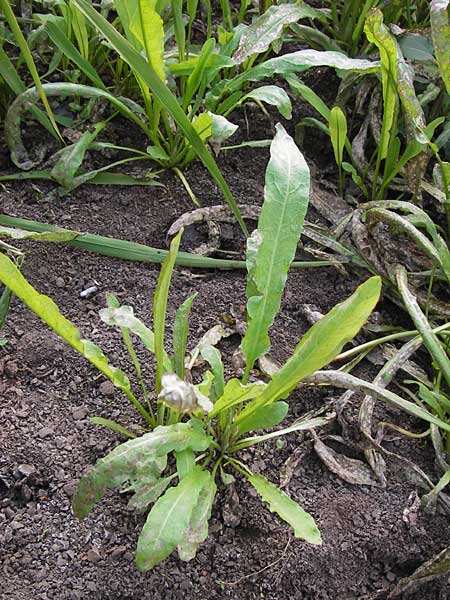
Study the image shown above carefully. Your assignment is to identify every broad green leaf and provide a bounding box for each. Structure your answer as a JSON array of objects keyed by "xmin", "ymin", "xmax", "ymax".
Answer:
[
  {"xmin": 364, "ymin": 9, "xmax": 398, "ymax": 160},
  {"xmin": 72, "ymin": 0, "xmax": 248, "ymax": 235},
  {"xmin": 177, "ymin": 472, "xmax": 216, "ymax": 560},
  {"xmin": 137, "ymin": 0, "xmax": 165, "ymax": 82},
  {"xmin": 328, "ymin": 106, "xmax": 347, "ymax": 167},
  {"xmin": 243, "ymin": 85, "xmax": 292, "ymax": 119},
  {"xmin": 242, "ymin": 124, "xmax": 310, "ymax": 378},
  {"xmin": 99, "ymin": 304, "xmax": 172, "ymax": 370},
  {"xmin": 208, "ymin": 378, "xmax": 266, "ymax": 419},
  {"xmin": 173, "ymin": 293, "xmax": 197, "ymax": 378},
  {"xmin": 233, "ymin": 4, "xmax": 326, "ymax": 64},
  {"xmin": 200, "ymin": 344, "xmax": 225, "ymax": 401},
  {"xmin": 398, "ymin": 33, "xmax": 435, "ymax": 64},
  {"xmin": 136, "ymin": 466, "xmax": 210, "ymax": 570},
  {"xmin": 127, "ymin": 475, "xmax": 172, "ymax": 512},
  {"xmin": 237, "ymin": 401, "xmax": 288, "ymax": 435},
  {"xmin": 154, "ymin": 230, "xmax": 183, "ymax": 393},
  {"xmin": 247, "ymin": 473, "xmax": 321, "ymax": 544},
  {"xmin": 431, "ymin": 0, "xmax": 450, "ymax": 95},
  {"xmin": 218, "ymin": 49, "xmax": 379, "ymax": 98},
  {"xmin": 73, "ymin": 420, "xmax": 211, "ymax": 518},
  {"xmin": 0, "ymin": 225, "xmax": 78, "ymax": 242},
  {"xmin": 210, "ymin": 113, "xmax": 238, "ymax": 143},
  {"xmin": 176, "ymin": 449, "xmax": 195, "ymax": 479},
  {"xmin": 237, "ymin": 277, "xmax": 382, "ymax": 424}
]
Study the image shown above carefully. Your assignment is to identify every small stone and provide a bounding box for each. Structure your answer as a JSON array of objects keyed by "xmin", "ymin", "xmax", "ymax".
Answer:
[
  {"xmin": 63, "ymin": 480, "xmax": 77, "ymax": 497},
  {"xmin": 86, "ymin": 547, "xmax": 101, "ymax": 563},
  {"xmin": 17, "ymin": 464, "xmax": 36, "ymax": 478},
  {"xmin": 38, "ymin": 427, "xmax": 54, "ymax": 440},
  {"xmin": 99, "ymin": 381, "xmax": 115, "ymax": 397},
  {"xmin": 55, "ymin": 277, "xmax": 65, "ymax": 288},
  {"xmin": 71, "ymin": 406, "xmax": 89, "ymax": 421},
  {"xmin": 5, "ymin": 361, "xmax": 18, "ymax": 378}
]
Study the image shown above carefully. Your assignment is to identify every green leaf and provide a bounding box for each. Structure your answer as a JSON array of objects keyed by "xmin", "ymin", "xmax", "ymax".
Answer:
[
  {"xmin": 208, "ymin": 378, "xmax": 266, "ymax": 419},
  {"xmin": 364, "ymin": 9, "xmax": 398, "ymax": 160},
  {"xmin": 237, "ymin": 401, "xmax": 288, "ymax": 435},
  {"xmin": 72, "ymin": 0, "xmax": 247, "ymax": 235},
  {"xmin": 328, "ymin": 106, "xmax": 347, "ymax": 167},
  {"xmin": 243, "ymin": 85, "xmax": 292, "ymax": 119},
  {"xmin": 136, "ymin": 465, "xmax": 210, "ymax": 571},
  {"xmin": 0, "ymin": 225, "xmax": 79, "ymax": 242},
  {"xmin": 210, "ymin": 113, "xmax": 238, "ymax": 144},
  {"xmin": 50, "ymin": 122, "xmax": 106, "ymax": 190},
  {"xmin": 177, "ymin": 471, "xmax": 216, "ymax": 560},
  {"xmin": 200, "ymin": 343, "xmax": 225, "ymax": 401},
  {"xmin": 247, "ymin": 473, "xmax": 321, "ymax": 544},
  {"xmin": 233, "ymin": 4, "xmax": 326, "ymax": 64},
  {"xmin": 138, "ymin": 0, "xmax": 166, "ymax": 82},
  {"xmin": 431, "ymin": 0, "xmax": 450, "ymax": 95},
  {"xmin": 41, "ymin": 16, "xmax": 106, "ymax": 88},
  {"xmin": 173, "ymin": 293, "xmax": 197, "ymax": 378},
  {"xmin": 73, "ymin": 420, "xmax": 211, "ymax": 518},
  {"xmin": 242, "ymin": 124, "xmax": 310, "ymax": 378},
  {"xmin": 176, "ymin": 448, "xmax": 196, "ymax": 479},
  {"xmin": 285, "ymin": 75, "xmax": 330, "ymax": 120},
  {"xmin": 89, "ymin": 417, "xmax": 137, "ymax": 439},
  {"xmin": 237, "ymin": 277, "xmax": 382, "ymax": 424},
  {"xmin": 154, "ymin": 230, "xmax": 183, "ymax": 393}
]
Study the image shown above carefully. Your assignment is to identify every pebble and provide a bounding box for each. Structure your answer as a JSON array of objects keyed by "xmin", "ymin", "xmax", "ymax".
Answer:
[
  {"xmin": 55, "ymin": 277, "xmax": 65, "ymax": 288},
  {"xmin": 38, "ymin": 427, "xmax": 54, "ymax": 439},
  {"xmin": 99, "ymin": 381, "xmax": 115, "ymax": 396},
  {"xmin": 5, "ymin": 361, "xmax": 18, "ymax": 378},
  {"xmin": 85, "ymin": 547, "xmax": 101, "ymax": 563},
  {"xmin": 71, "ymin": 406, "xmax": 89, "ymax": 421},
  {"xmin": 63, "ymin": 480, "xmax": 78, "ymax": 497}
]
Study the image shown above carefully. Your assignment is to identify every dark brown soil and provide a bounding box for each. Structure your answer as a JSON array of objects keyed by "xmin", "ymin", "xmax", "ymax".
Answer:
[{"xmin": 1, "ymin": 105, "xmax": 449, "ymax": 600}]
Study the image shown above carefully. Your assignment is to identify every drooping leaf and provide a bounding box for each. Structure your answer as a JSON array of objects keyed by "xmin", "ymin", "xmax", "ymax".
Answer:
[
  {"xmin": 247, "ymin": 473, "xmax": 321, "ymax": 544},
  {"xmin": 237, "ymin": 277, "xmax": 382, "ymax": 424},
  {"xmin": 154, "ymin": 230, "xmax": 183, "ymax": 393},
  {"xmin": 237, "ymin": 401, "xmax": 288, "ymax": 435},
  {"xmin": 136, "ymin": 466, "xmax": 210, "ymax": 571},
  {"xmin": 73, "ymin": 420, "xmax": 211, "ymax": 518},
  {"xmin": 243, "ymin": 85, "xmax": 292, "ymax": 119},
  {"xmin": 233, "ymin": 4, "xmax": 326, "ymax": 64},
  {"xmin": 242, "ymin": 124, "xmax": 310, "ymax": 378},
  {"xmin": 364, "ymin": 9, "xmax": 398, "ymax": 160},
  {"xmin": 430, "ymin": 0, "xmax": 450, "ymax": 95},
  {"xmin": 177, "ymin": 471, "xmax": 217, "ymax": 560}
]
